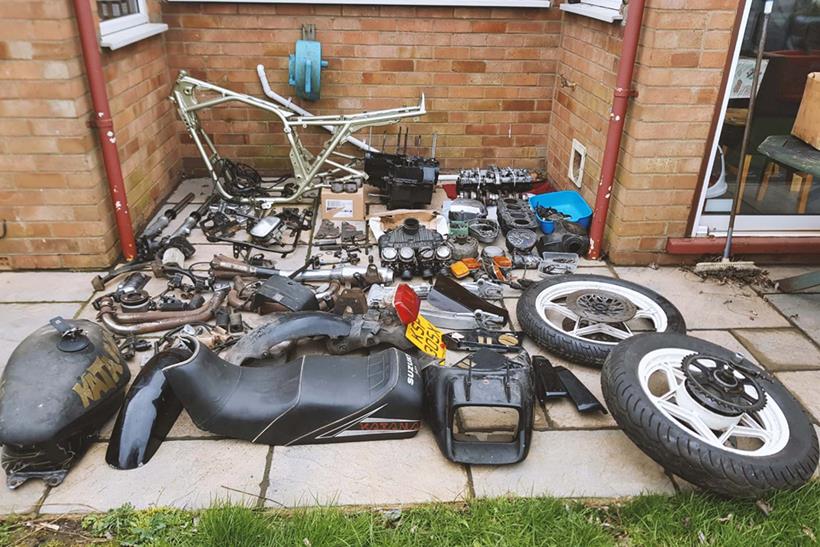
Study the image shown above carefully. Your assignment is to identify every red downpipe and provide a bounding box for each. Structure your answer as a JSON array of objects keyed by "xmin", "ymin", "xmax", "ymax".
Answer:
[
  {"xmin": 72, "ymin": 0, "xmax": 137, "ymax": 261},
  {"xmin": 586, "ymin": 0, "xmax": 647, "ymax": 260}
]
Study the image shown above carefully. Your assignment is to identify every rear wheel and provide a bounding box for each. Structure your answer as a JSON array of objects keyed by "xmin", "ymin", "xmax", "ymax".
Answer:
[
  {"xmin": 516, "ymin": 274, "xmax": 686, "ymax": 366},
  {"xmin": 602, "ymin": 333, "xmax": 819, "ymax": 498}
]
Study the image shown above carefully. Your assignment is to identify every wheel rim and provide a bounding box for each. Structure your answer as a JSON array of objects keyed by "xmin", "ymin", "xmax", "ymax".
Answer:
[
  {"xmin": 637, "ymin": 348, "xmax": 790, "ymax": 457},
  {"xmin": 533, "ymin": 280, "xmax": 669, "ymax": 345}
]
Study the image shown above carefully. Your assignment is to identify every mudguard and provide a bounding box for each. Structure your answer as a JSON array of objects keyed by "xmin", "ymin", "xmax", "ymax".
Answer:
[
  {"xmin": 106, "ymin": 348, "xmax": 192, "ymax": 470},
  {"xmin": 164, "ymin": 338, "xmax": 423, "ymax": 445},
  {"xmin": 0, "ymin": 319, "xmax": 129, "ymax": 488}
]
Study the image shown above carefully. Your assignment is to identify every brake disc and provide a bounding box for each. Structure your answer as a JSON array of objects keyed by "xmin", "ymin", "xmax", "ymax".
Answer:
[
  {"xmin": 565, "ymin": 289, "xmax": 637, "ymax": 323},
  {"xmin": 682, "ymin": 353, "xmax": 767, "ymax": 416}
]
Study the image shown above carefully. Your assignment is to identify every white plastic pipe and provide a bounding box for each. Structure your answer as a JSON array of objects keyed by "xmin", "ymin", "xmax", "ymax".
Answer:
[{"xmin": 256, "ymin": 64, "xmax": 378, "ymax": 153}]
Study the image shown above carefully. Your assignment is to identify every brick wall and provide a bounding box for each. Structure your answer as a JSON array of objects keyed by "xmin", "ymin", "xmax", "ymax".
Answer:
[
  {"xmin": 0, "ymin": 0, "xmax": 179, "ymax": 270},
  {"xmin": 548, "ymin": 2, "xmax": 739, "ymax": 264},
  {"xmin": 0, "ymin": 1, "xmax": 744, "ymax": 269},
  {"xmin": 162, "ymin": 4, "xmax": 560, "ymax": 174},
  {"xmin": 103, "ymin": 0, "xmax": 182, "ymax": 239}
]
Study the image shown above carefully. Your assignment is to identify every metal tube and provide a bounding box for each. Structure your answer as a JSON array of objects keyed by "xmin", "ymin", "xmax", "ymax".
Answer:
[
  {"xmin": 98, "ymin": 290, "xmax": 228, "ymax": 335},
  {"xmin": 71, "ymin": 0, "xmax": 137, "ymax": 260},
  {"xmin": 256, "ymin": 64, "xmax": 377, "ymax": 153},
  {"xmin": 586, "ymin": 0, "xmax": 647, "ymax": 260}
]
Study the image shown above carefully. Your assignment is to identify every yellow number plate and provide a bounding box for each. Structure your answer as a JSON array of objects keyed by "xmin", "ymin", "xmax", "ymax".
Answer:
[{"xmin": 405, "ymin": 314, "xmax": 446, "ymax": 359}]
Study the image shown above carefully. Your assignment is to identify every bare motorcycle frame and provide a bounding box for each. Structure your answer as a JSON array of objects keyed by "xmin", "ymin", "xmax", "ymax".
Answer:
[{"xmin": 171, "ymin": 70, "xmax": 426, "ymax": 207}]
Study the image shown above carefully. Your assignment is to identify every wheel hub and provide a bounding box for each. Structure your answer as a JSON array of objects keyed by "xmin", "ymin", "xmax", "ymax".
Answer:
[
  {"xmin": 565, "ymin": 289, "xmax": 637, "ymax": 323},
  {"xmin": 682, "ymin": 353, "xmax": 767, "ymax": 417}
]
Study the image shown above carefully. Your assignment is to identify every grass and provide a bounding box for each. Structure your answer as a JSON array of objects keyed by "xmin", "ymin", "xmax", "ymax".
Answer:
[{"xmin": 4, "ymin": 483, "xmax": 820, "ymax": 546}]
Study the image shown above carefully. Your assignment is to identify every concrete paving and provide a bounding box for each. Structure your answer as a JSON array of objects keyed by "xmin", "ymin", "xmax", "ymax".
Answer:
[{"xmin": 0, "ymin": 187, "xmax": 817, "ymax": 515}]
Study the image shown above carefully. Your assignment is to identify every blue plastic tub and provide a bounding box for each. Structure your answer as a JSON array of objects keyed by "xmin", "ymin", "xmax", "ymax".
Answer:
[{"xmin": 529, "ymin": 191, "xmax": 592, "ymax": 234}]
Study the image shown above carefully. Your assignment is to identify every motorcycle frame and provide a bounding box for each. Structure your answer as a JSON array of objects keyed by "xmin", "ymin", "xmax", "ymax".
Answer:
[{"xmin": 171, "ymin": 71, "xmax": 426, "ymax": 207}]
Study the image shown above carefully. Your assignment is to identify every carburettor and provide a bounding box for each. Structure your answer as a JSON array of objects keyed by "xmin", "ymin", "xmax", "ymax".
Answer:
[
  {"xmin": 455, "ymin": 166, "xmax": 533, "ymax": 205},
  {"xmin": 377, "ymin": 218, "xmax": 452, "ymax": 280}
]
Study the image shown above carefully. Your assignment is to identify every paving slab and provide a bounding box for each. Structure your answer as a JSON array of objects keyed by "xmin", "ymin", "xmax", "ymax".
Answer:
[
  {"xmin": 758, "ymin": 266, "xmax": 820, "ymax": 294},
  {"xmin": 732, "ymin": 328, "xmax": 820, "ymax": 371},
  {"xmin": 264, "ymin": 429, "xmax": 469, "ymax": 507},
  {"xmin": 0, "ymin": 272, "xmax": 99, "ymax": 303},
  {"xmin": 42, "ymin": 440, "xmax": 268, "ymax": 513},
  {"xmin": 0, "ymin": 303, "xmax": 82, "ymax": 370},
  {"xmin": 689, "ymin": 330, "xmax": 757, "ymax": 364},
  {"xmin": 471, "ymin": 430, "xmax": 675, "ymax": 498},
  {"xmin": 766, "ymin": 294, "xmax": 820, "ymax": 345},
  {"xmin": 776, "ymin": 371, "xmax": 820, "ymax": 424},
  {"xmin": 614, "ymin": 267, "xmax": 789, "ymax": 329},
  {"xmin": 0, "ymin": 480, "xmax": 47, "ymax": 515}
]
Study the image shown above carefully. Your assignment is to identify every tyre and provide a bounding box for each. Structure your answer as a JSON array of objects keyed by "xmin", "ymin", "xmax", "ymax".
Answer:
[
  {"xmin": 602, "ymin": 333, "xmax": 819, "ymax": 498},
  {"xmin": 516, "ymin": 274, "xmax": 686, "ymax": 366}
]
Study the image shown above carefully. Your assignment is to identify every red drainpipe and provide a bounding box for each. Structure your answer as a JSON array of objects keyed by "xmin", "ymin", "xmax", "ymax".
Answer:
[
  {"xmin": 71, "ymin": 0, "xmax": 137, "ymax": 261},
  {"xmin": 586, "ymin": 0, "xmax": 647, "ymax": 260}
]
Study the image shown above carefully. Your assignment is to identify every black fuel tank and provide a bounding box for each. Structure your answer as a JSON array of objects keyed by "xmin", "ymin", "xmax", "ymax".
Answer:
[{"xmin": 0, "ymin": 319, "xmax": 130, "ymax": 488}]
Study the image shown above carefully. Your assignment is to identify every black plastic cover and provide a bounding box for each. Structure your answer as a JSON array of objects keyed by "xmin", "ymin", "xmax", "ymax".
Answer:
[
  {"xmin": 164, "ymin": 339, "xmax": 423, "ymax": 445},
  {"xmin": 106, "ymin": 348, "xmax": 192, "ymax": 470},
  {"xmin": 423, "ymin": 351, "xmax": 534, "ymax": 465},
  {"xmin": 254, "ymin": 274, "xmax": 319, "ymax": 312}
]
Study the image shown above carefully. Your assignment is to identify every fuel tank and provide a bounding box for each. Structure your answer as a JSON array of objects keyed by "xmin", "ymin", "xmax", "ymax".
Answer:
[{"xmin": 0, "ymin": 319, "xmax": 129, "ymax": 488}]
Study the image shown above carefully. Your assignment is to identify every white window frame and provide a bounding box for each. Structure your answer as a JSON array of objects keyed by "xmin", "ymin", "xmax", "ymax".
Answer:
[
  {"xmin": 691, "ymin": 0, "xmax": 820, "ymax": 237},
  {"xmin": 166, "ymin": 0, "xmax": 550, "ymax": 6},
  {"xmin": 98, "ymin": 0, "xmax": 168, "ymax": 50},
  {"xmin": 99, "ymin": 0, "xmax": 149, "ymax": 36}
]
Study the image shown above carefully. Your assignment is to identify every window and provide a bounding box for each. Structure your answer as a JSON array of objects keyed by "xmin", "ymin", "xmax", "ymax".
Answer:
[{"xmin": 98, "ymin": 0, "xmax": 168, "ymax": 50}]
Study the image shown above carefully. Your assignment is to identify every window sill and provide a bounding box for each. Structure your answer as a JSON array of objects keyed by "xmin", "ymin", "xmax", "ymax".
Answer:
[
  {"xmin": 100, "ymin": 22, "xmax": 168, "ymax": 50},
  {"xmin": 559, "ymin": 3, "xmax": 622, "ymax": 22}
]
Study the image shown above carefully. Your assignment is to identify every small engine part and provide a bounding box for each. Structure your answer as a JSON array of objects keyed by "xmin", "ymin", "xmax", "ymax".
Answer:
[
  {"xmin": 497, "ymin": 198, "xmax": 539, "ymax": 235},
  {"xmin": 455, "ymin": 166, "xmax": 534, "ymax": 206},
  {"xmin": 449, "ymin": 221, "xmax": 469, "ymax": 239},
  {"xmin": 505, "ymin": 228, "xmax": 538, "ymax": 254},
  {"xmin": 378, "ymin": 218, "xmax": 450, "ymax": 280},
  {"xmin": 115, "ymin": 272, "xmax": 149, "ymax": 298},
  {"xmin": 481, "ymin": 246, "xmax": 512, "ymax": 281},
  {"xmin": 537, "ymin": 252, "xmax": 579, "ymax": 276},
  {"xmin": 364, "ymin": 152, "xmax": 439, "ymax": 210},
  {"xmin": 249, "ymin": 215, "xmax": 284, "ymax": 242},
  {"xmin": 254, "ymin": 274, "xmax": 320, "ymax": 312},
  {"xmin": 448, "ymin": 236, "xmax": 479, "ymax": 260},
  {"xmin": 536, "ymin": 220, "xmax": 590, "ymax": 255},
  {"xmin": 119, "ymin": 290, "xmax": 151, "ymax": 313},
  {"xmin": 534, "ymin": 205, "xmax": 570, "ymax": 223},
  {"xmin": 466, "ymin": 218, "xmax": 500, "ymax": 244},
  {"xmin": 448, "ymin": 199, "xmax": 487, "ymax": 221},
  {"xmin": 315, "ymin": 219, "xmax": 340, "ymax": 240}
]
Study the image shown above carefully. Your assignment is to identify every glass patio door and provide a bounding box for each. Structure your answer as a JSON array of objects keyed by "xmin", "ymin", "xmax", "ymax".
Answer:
[{"xmin": 692, "ymin": 0, "xmax": 820, "ymax": 237}]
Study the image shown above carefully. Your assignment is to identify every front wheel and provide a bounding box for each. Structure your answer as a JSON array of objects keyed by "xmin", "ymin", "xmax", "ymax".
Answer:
[
  {"xmin": 516, "ymin": 274, "xmax": 686, "ymax": 366},
  {"xmin": 602, "ymin": 333, "xmax": 819, "ymax": 498}
]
